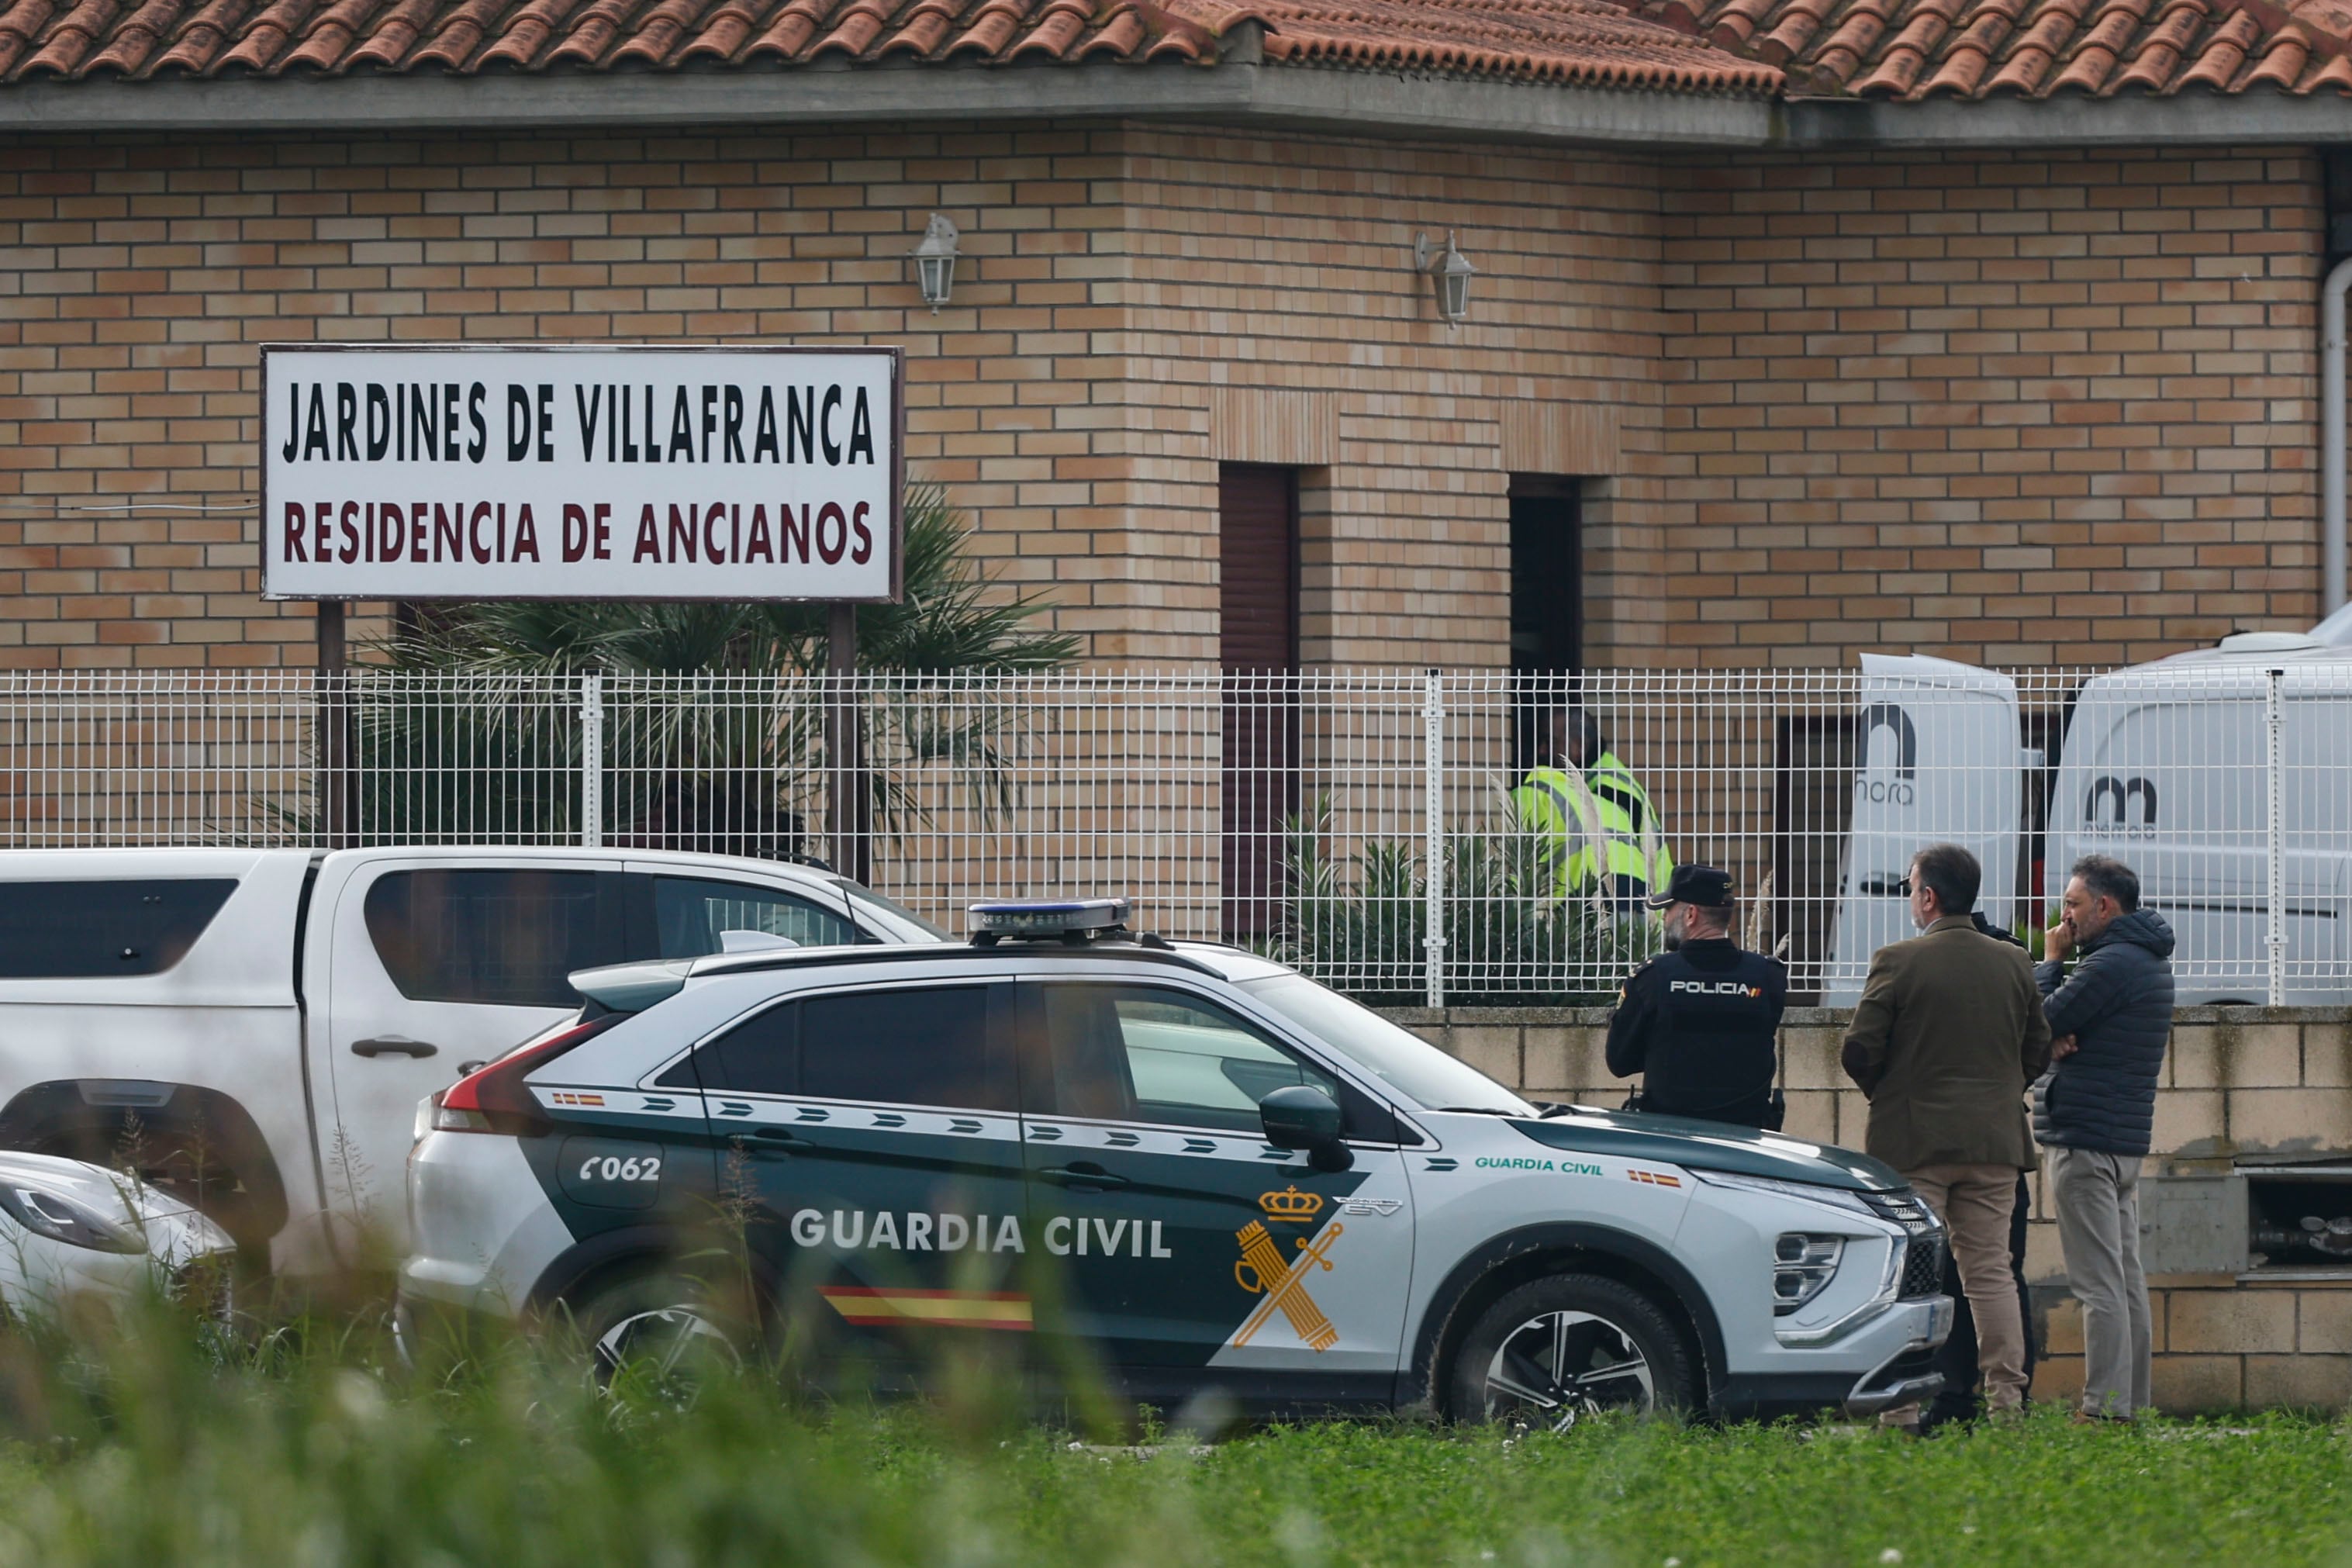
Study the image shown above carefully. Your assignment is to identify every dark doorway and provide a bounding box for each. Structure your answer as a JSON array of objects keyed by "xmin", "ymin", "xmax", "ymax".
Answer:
[
  {"xmin": 1219, "ymin": 464, "xmax": 1300, "ymax": 938},
  {"xmin": 1509, "ymin": 477, "xmax": 1582, "ymax": 772}
]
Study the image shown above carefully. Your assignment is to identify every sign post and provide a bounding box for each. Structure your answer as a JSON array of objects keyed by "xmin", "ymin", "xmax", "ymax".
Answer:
[{"xmin": 263, "ymin": 343, "xmax": 904, "ymax": 862}]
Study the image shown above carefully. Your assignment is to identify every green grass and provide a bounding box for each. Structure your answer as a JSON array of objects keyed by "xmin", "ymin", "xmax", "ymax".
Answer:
[{"xmin": 0, "ymin": 1297, "xmax": 2342, "ymax": 1568}]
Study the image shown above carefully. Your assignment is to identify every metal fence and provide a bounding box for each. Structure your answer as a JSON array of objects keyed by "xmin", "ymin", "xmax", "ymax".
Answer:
[{"xmin": 2, "ymin": 664, "xmax": 2346, "ymax": 1005}]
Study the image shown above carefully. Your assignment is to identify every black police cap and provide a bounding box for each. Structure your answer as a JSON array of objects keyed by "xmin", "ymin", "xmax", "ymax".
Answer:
[{"xmin": 1646, "ymin": 865, "xmax": 1734, "ymax": 910}]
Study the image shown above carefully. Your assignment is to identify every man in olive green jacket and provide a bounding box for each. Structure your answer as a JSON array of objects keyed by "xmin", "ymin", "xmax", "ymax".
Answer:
[{"xmin": 1841, "ymin": 843, "xmax": 2053, "ymax": 1425}]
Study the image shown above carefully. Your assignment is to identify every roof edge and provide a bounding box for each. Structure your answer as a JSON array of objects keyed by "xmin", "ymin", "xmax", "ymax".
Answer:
[
  {"xmin": 1785, "ymin": 88, "xmax": 2352, "ymax": 147},
  {"xmin": 0, "ymin": 57, "xmax": 1776, "ymax": 146},
  {"xmin": 0, "ymin": 60, "xmax": 2343, "ymax": 150}
]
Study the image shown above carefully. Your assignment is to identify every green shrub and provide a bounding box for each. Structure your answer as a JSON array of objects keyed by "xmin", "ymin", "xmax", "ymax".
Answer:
[{"xmin": 1267, "ymin": 792, "xmax": 1660, "ymax": 1007}]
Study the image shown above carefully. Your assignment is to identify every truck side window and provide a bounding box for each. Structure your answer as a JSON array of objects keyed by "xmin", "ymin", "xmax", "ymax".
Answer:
[
  {"xmin": 0, "ymin": 878, "xmax": 237, "ymax": 978},
  {"xmin": 800, "ymin": 986, "xmax": 1007, "ymax": 1110},
  {"xmin": 364, "ymin": 869, "xmax": 616, "ymax": 1007},
  {"xmin": 646, "ymin": 876, "xmax": 855, "ymax": 958}
]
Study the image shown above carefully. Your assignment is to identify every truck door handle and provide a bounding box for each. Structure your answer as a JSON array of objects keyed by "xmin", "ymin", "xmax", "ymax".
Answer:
[
  {"xmin": 351, "ymin": 1036, "xmax": 439, "ymax": 1059},
  {"xmin": 750, "ymin": 1128, "xmax": 814, "ymax": 1154},
  {"xmin": 1039, "ymin": 1163, "xmax": 1129, "ymax": 1191}
]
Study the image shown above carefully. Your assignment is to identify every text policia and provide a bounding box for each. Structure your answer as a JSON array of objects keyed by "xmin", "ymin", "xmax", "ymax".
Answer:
[
  {"xmin": 259, "ymin": 347, "xmax": 900, "ymax": 603},
  {"xmin": 275, "ymin": 374, "xmax": 881, "ymax": 571}
]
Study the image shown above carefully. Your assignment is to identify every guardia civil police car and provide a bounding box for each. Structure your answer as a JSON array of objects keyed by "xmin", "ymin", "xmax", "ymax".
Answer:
[{"xmin": 400, "ymin": 900, "xmax": 1954, "ymax": 1424}]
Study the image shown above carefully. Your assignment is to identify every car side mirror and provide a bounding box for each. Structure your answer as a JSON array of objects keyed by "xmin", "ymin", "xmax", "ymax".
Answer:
[{"xmin": 1259, "ymin": 1085, "xmax": 1351, "ymax": 1173}]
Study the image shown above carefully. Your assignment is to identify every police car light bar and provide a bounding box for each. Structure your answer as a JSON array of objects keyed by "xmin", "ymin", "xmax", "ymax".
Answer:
[{"xmin": 967, "ymin": 896, "xmax": 1132, "ymax": 945}]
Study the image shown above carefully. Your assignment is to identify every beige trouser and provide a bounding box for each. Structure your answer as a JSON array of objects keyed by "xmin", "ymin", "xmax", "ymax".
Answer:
[
  {"xmin": 2049, "ymin": 1146, "xmax": 2152, "ymax": 1418},
  {"xmin": 1881, "ymin": 1162, "xmax": 2029, "ymax": 1426}
]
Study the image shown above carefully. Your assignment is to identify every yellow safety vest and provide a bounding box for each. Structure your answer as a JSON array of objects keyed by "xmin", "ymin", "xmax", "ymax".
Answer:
[{"xmin": 1511, "ymin": 752, "xmax": 1673, "ymax": 900}]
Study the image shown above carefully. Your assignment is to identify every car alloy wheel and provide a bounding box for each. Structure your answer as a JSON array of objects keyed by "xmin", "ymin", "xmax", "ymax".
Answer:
[
  {"xmin": 576, "ymin": 1275, "xmax": 743, "ymax": 1410},
  {"xmin": 1480, "ymin": 1307, "xmax": 1656, "ymax": 1430},
  {"xmin": 1445, "ymin": 1272, "xmax": 1694, "ymax": 1428}
]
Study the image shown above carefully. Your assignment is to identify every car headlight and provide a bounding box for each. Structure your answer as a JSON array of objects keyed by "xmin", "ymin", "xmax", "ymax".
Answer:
[
  {"xmin": 1690, "ymin": 1168, "xmax": 1878, "ymax": 1219},
  {"xmin": 1773, "ymin": 1233, "xmax": 1845, "ymax": 1314},
  {"xmin": 0, "ymin": 1184, "xmax": 146, "ymax": 1254}
]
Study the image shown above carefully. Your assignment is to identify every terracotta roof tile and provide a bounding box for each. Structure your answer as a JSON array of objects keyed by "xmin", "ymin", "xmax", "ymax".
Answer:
[
  {"xmin": 1629, "ymin": 0, "xmax": 2352, "ymax": 94},
  {"xmin": 606, "ymin": 0, "xmax": 715, "ymax": 65},
  {"xmin": 409, "ymin": 0, "xmax": 513, "ymax": 66},
  {"xmin": 2238, "ymin": 29, "xmax": 2309, "ymax": 82},
  {"xmin": 17, "ymin": 0, "xmax": 123, "ymax": 74},
  {"xmin": 1076, "ymin": 9, "xmax": 1151, "ymax": 56},
  {"xmin": 278, "ymin": 0, "xmax": 379, "ymax": 72},
  {"xmin": 0, "ymin": 0, "xmax": 57, "ymax": 75},
  {"xmin": 1005, "ymin": 0, "xmax": 1090, "ymax": 57},
  {"xmin": 146, "ymin": 0, "xmax": 247, "ymax": 71},
  {"xmin": 739, "ymin": 0, "xmax": 821, "ymax": 60},
  {"xmin": 212, "ymin": 0, "xmax": 321, "ymax": 72},
  {"xmin": 2298, "ymin": 37, "xmax": 2352, "ymax": 78},
  {"xmin": 937, "ymin": 0, "xmax": 1031, "ymax": 55},
  {"xmin": 540, "ymin": 0, "xmax": 636, "ymax": 67},
  {"xmin": 81, "ymin": 0, "xmax": 178, "ymax": 69},
  {"xmin": 672, "ymin": 0, "xmax": 762, "ymax": 61},
  {"xmin": 470, "ymin": 0, "xmax": 575, "ymax": 64},
  {"xmin": 0, "ymin": 0, "xmax": 2336, "ymax": 100},
  {"xmin": 1706, "ymin": 0, "xmax": 1777, "ymax": 51},
  {"xmin": 1753, "ymin": 0, "xmax": 1829, "ymax": 62},
  {"xmin": 1249, "ymin": 1, "xmax": 1780, "ymax": 92}
]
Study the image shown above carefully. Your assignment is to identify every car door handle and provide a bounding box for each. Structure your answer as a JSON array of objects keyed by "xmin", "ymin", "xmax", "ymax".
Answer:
[
  {"xmin": 351, "ymin": 1036, "xmax": 438, "ymax": 1059},
  {"xmin": 749, "ymin": 1128, "xmax": 814, "ymax": 1154},
  {"xmin": 1038, "ymin": 1163, "xmax": 1129, "ymax": 1191}
]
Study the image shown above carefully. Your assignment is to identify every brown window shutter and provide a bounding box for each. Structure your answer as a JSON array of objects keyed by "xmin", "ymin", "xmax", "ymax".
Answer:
[
  {"xmin": 1218, "ymin": 465, "xmax": 1299, "ymax": 935},
  {"xmin": 1219, "ymin": 465, "xmax": 1298, "ymax": 672}
]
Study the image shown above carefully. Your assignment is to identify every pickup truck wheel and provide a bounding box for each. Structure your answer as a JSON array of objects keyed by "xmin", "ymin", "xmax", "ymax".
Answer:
[
  {"xmin": 567, "ymin": 1272, "xmax": 743, "ymax": 1408},
  {"xmin": 1445, "ymin": 1273, "xmax": 1694, "ymax": 1429}
]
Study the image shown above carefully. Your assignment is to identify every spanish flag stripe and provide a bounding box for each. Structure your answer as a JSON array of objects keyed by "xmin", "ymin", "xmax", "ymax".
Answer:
[{"xmin": 817, "ymin": 1287, "xmax": 1033, "ymax": 1331}]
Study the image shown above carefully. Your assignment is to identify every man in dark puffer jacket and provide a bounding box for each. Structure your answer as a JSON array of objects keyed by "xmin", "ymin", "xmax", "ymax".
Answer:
[{"xmin": 2036, "ymin": 854, "xmax": 2174, "ymax": 1423}]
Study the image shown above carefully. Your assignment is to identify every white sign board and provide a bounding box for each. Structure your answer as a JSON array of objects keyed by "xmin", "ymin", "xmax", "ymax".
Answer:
[
  {"xmin": 1823, "ymin": 654, "xmax": 2024, "ymax": 1004},
  {"xmin": 261, "ymin": 344, "xmax": 902, "ymax": 601}
]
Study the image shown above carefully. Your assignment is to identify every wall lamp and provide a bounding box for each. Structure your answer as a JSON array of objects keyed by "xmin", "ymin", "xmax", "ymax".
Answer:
[
  {"xmin": 1413, "ymin": 230, "xmax": 1475, "ymax": 326},
  {"xmin": 912, "ymin": 212, "xmax": 960, "ymax": 314}
]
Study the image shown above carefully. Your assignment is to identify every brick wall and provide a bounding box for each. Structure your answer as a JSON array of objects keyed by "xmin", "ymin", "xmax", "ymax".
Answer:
[
  {"xmin": 1654, "ymin": 147, "xmax": 2326, "ymax": 668},
  {"xmin": 0, "ymin": 123, "xmax": 1661, "ymax": 670},
  {"xmin": 1399, "ymin": 1003, "xmax": 2352, "ymax": 1411},
  {"xmin": 0, "ymin": 128, "xmax": 2331, "ymax": 669}
]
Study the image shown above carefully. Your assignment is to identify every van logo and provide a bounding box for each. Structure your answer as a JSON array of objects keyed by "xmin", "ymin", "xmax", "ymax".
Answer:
[
  {"xmin": 1854, "ymin": 703, "xmax": 1918, "ymax": 806},
  {"xmin": 2085, "ymin": 775, "xmax": 2158, "ymax": 838}
]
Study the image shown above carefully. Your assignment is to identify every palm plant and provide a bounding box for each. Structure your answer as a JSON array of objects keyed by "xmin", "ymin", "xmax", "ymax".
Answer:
[
  {"xmin": 321, "ymin": 483, "xmax": 1078, "ymax": 855},
  {"xmin": 379, "ymin": 482, "xmax": 1078, "ymax": 678},
  {"xmin": 1270, "ymin": 790, "xmax": 1660, "ymax": 1007}
]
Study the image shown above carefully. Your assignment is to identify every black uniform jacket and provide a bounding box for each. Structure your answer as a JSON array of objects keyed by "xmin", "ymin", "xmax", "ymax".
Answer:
[{"xmin": 1605, "ymin": 938, "xmax": 1788, "ymax": 1128}]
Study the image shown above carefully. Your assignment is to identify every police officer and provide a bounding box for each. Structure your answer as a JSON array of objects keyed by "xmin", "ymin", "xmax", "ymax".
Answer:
[
  {"xmin": 1604, "ymin": 865, "xmax": 1787, "ymax": 1128},
  {"xmin": 1511, "ymin": 705, "xmax": 1673, "ymax": 911}
]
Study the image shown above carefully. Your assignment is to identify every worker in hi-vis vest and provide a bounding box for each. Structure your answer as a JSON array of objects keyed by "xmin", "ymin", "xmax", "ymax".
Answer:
[{"xmin": 1511, "ymin": 704, "xmax": 1674, "ymax": 912}]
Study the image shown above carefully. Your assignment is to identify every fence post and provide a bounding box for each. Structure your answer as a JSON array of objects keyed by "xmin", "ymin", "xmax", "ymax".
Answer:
[
  {"xmin": 2265, "ymin": 665, "xmax": 2285, "ymax": 1007},
  {"xmin": 580, "ymin": 672, "xmax": 604, "ymax": 850},
  {"xmin": 1423, "ymin": 669, "xmax": 1446, "ymax": 1010}
]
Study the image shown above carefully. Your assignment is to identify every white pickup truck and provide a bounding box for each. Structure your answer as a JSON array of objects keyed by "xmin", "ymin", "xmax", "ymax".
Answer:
[{"xmin": 0, "ymin": 845, "xmax": 946, "ymax": 1275}]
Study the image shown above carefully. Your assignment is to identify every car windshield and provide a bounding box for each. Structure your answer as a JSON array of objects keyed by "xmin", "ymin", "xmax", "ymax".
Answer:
[
  {"xmin": 834, "ymin": 880, "xmax": 952, "ymax": 941},
  {"xmin": 1238, "ymin": 973, "xmax": 1537, "ymax": 1117}
]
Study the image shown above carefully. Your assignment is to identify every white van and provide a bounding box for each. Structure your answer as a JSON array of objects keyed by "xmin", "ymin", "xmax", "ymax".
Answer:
[
  {"xmin": 0, "ymin": 846, "xmax": 945, "ymax": 1275},
  {"xmin": 2044, "ymin": 634, "xmax": 2352, "ymax": 1004},
  {"xmin": 1824, "ymin": 634, "xmax": 2352, "ymax": 1006},
  {"xmin": 1823, "ymin": 654, "xmax": 2036, "ymax": 1005}
]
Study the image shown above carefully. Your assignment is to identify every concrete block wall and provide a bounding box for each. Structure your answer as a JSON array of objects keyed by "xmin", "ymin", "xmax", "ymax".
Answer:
[{"xmin": 1393, "ymin": 1003, "xmax": 2352, "ymax": 1411}]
